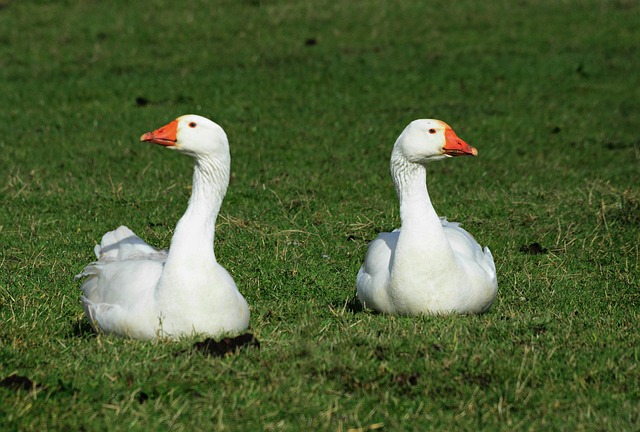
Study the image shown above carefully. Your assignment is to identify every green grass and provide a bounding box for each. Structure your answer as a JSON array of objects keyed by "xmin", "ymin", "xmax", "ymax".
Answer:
[{"xmin": 1, "ymin": 0, "xmax": 639, "ymax": 430}]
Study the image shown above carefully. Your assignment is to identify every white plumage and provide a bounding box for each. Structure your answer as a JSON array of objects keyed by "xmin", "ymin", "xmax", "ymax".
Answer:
[
  {"xmin": 77, "ymin": 115, "xmax": 250, "ymax": 339},
  {"xmin": 357, "ymin": 119, "xmax": 498, "ymax": 315}
]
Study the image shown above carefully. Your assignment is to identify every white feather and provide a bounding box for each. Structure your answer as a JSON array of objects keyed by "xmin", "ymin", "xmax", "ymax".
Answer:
[
  {"xmin": 77, "ymin": 115, "xmax": 250, "ymax": 339},
  {"xmin": 357, "ymin": 120, "xmax": 498, "ymax": 315}
]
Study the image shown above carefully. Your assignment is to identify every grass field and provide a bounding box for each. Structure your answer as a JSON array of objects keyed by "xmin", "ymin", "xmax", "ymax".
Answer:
[{"xmin": 1, "ymin": 0, "xmax": 639, "ymax": 430}]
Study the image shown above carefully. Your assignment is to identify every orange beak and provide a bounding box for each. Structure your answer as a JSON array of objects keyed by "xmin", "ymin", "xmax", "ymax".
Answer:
[
  {"xmin": 443, "ymin": 128, "xmax": 478, "ymax": 156},
  {"xmin": 139, "ymin": 120, "xmax": 179, "ymax": 147}
]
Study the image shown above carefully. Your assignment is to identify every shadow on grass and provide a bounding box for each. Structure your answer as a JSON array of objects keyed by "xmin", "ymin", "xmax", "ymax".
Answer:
[
  {"xmin": 334, "ymin": 295, "xmax": 366, "ymax": 314},
  {"xmin": 0, "ymin": 374, "xmax": 42, "ymax": 392},
  {"xmin": 67, "ymin": 318, "xmax": 96, "ymax": 339},
  {"xmin": 189, "ymin": 333, "xmax": 260, "ymax": 358}
]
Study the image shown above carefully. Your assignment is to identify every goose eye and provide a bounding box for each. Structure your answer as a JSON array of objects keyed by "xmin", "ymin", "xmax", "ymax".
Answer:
[
  {"xmin": 428, "ymin": 128, "xmax": 436, "ymax": 134},
  {"xmin": 188, "ymin": 122, "xmax": 197, "ymax": 128}
]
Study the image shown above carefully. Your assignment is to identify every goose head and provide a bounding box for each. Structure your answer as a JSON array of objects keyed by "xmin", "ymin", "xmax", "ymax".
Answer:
[
  {"xmin": 140, "ymin": 114, "xmax": 229, "ymax": 159},
  {"xmin": 394, "ymin": 119, "xmax": 477, "ymax": 164}
]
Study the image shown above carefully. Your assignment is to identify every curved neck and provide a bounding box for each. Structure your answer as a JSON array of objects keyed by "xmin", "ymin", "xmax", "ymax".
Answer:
[
  {"xmin": 390, "ymin": 149, "xmax": 453, "ymax": 257},
  {"xmin": 165, "ymin": 153, "xmax": 230, "ymax": 267}
]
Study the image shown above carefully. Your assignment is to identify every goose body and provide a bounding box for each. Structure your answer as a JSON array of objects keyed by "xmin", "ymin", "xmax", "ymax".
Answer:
[
  {"xmin": 356, "ymin": 120, "xmax": 498, "ymax": 315},
  {"xmin": 77, "ymin": 115, "xmax": 249, "ymax": 339}
]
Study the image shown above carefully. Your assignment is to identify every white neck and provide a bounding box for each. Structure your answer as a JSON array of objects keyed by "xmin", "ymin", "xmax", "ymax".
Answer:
[
  {"xmin": 390, "ymin": 149, "xmax": 454, "ymax": 262},
  {"xmin": 164, "ymin": 153, "xmax": 230, "ymax": 269}
]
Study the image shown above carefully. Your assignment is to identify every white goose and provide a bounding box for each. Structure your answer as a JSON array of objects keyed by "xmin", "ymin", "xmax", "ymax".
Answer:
[
  {"xmin": 356, "ymin": 119, "xmax": 498, "ymax": 315},
  {"xmin": 77, "ymin": 115, "xmax": 250, "ymax": 339}
]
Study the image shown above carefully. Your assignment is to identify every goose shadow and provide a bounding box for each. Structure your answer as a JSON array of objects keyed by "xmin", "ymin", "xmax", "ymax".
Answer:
[
  {"xmin": 67, "ymin": 317, "xmax": 96, "ymax": 339},
  {"xmin": 331, "ymin": 295, "xmax": 365, "ymax": 314}
]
